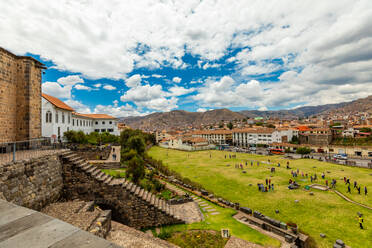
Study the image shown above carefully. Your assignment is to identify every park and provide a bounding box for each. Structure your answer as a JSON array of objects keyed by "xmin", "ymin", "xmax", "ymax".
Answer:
[{"xmin": 148, "ymin": 146, "xmax": 372, "ymax": 248}]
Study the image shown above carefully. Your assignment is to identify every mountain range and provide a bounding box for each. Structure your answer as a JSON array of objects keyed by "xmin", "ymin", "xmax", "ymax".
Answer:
[{"xmin": 120, "ymin": 95, "xmax": 372, "ymax": 130}]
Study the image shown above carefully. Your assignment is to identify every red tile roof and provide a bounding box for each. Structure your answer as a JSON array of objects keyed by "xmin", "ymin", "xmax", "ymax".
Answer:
[
  {"xmin": 42, "ymin": 93, "xmax": 74, "ymax": 111},
  {"xmin": 73, "ymin": 113, "xmax": 116, "ymax": 119}
]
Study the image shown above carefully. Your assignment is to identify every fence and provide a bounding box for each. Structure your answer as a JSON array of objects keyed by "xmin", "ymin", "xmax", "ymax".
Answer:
[{"xmin": 0, "ymin": 138, "xmax": 67, "ymax": 165}]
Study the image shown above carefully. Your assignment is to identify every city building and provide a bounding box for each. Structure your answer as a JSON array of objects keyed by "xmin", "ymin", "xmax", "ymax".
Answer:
[
  {"xmin": 0, "ymin": 47, "xmax": 45, "ymax": 142},
  {"xmin": 298, "ymin": 127, "xmax": 332, "ymax": 146},
  {"xmin": 232, "ymin": 128, "xmax": 275, "ymax": 146},
  {"xmin": 159, "ymin": 136, "xmax": 214, "ymax": 151},
  {"xmin": 191, "ymin": 130, "xmax": 233, "ymax": 145},
  {"xmin": 42, "ymin": 93, "xmax": 119, "ymax": 141}
]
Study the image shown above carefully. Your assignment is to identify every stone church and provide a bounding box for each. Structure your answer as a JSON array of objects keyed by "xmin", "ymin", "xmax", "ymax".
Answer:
[{"xmin": 0, "ymin": 47, "xmax": 45, "ymax": 143}]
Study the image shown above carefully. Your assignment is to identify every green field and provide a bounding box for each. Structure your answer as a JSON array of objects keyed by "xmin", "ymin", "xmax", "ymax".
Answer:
[{"xmin": 148, "ymin": 146, "xmax": 372, "ymax": 248}]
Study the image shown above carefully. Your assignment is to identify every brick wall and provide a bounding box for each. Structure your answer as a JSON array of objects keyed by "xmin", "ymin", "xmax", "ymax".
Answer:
[
  {"xmin": 0, "ymin": 154, "xmax": 63, "ymax": 210},
  {"xmin": 0, "ymin": 47, "xmax": 43, "ymax": 142}
]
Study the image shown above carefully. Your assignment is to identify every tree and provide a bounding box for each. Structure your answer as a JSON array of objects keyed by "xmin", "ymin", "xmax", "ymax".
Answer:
[
  {"xmin": 290, "ymin": 135, "xmax": 299, "ymax": 144},
  {"xmin": 266, "ymin": 124, "xmax": 275, "ymax": 128},
  {"xmin": 127, "ymin": 135, "xmax": 146, "ymax": 155},
  {"xmin": 227, "ymin": 121, "xmax": 233, "ymax": 130},
  {"xmin": 126, "ymin": 155, "xmax": 145, "ymax": 183},
  {"xmin": 219, "ymin": 123, "xmax": 224, "ymax": 128},
  {"xmin": 296, "ymin": 147, "xmax": 311, "ymax": 157}
]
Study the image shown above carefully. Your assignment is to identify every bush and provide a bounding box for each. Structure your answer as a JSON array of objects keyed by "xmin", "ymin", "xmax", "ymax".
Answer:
[{"xmin": 296, "ymin": 147, "xmax": 311, "ymax": 155}]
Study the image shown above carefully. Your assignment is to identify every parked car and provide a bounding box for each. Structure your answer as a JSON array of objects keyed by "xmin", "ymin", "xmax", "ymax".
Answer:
[{"xmin": 333, "ymin": 154, "xmax": 347, "ymax": 160}]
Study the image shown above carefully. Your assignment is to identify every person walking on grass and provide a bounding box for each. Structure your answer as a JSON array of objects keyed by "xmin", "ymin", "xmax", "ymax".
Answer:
[
  {"xmin": 354, "ymin": 181, "xmax": 358, "ymax": 189},
  {"xmin": 365, "ymin": 186, "xmax": 368, "ymax": 195},
  {"xmin": 271, "ymin": 183, "xmax": 274, "ymax": 191},
  {"xmin": 358, "ymin": 215, "xmax": 364, "ymax": 229},
  {"xmin": 358, "ymin": 186, "xmax": 361, "ymax": 195},
  {"xmin": 347, "ymin": 184, "xmax": 351, "ymax": 193}
]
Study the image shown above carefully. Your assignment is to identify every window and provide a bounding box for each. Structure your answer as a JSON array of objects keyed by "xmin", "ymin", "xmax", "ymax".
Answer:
[
  {"xmin": 108, "ymin": 129, "xmax": 114, "ymax": 132},
  {"xmin": 95, "ymin": 121, "xmax": 98, "ymax": 125},
  {"xmin": 102, "ymin": 121, "xmax": 105, "ymax": 125},
  {"xmin": 94, "ymin": 129, "xmax": 100, "ymax": 132},
  {"xmin": 68, "ymin": 115, "xmax": 70, "ymax": 124},
  {"xmin": 62, "ymin": 113, "xmax": 65, "ymax": 124},
  {"xmin": 80, "ymin": 120, "xmax": 82, "ymax": 126},
  {"xmin": 73, "ymin": 119, "xmax": 75, "ymax": 126},
  {"xmin": 45, "ymin": 111, "xmax": 52, "ymax": 123},
  {"xmin": 55, "ymin": 112, "xmax": 58, "ymax": 123},
  {"xmin": 109, "ymin": 121, "xmax": 112, "ymax": 124},
  {"xmin": 101, "ymin": 129, "xmax": 106, "ymax": 132}
]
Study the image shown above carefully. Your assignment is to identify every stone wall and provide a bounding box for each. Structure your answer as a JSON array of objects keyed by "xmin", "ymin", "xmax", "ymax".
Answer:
[
  {"xmin": 0, "ymin": 154, "xmax": 63, "ymax": 210},
  {"xmin": 69, "ymin": 145, "xmax": 112, "ymax": 160},
  {"xmin": 61, "ymin": 152, "xmax": 184, "ymax": 229},
  {"xmin": 0, "ymin": 47, "xmax": 43, "ymax": 143}
]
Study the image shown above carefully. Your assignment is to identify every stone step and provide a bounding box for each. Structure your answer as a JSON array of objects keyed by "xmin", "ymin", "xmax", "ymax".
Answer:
[
  {"xmin": 126, "ymin": 182, "xmax": 133, "ymax": 190},
  {"xmin": 86, "ymin": 167, "xmax": 96, "ymax": 174},
  {"xmin": 69, "ymin": 156, "xmax": 81, "ymax": 162},
  {"xmin": 142, "ymin": 191, "xmax": 149, "ymax": 201},
  {"xmin": 104, "ymin": 176, "xmax": 113, "ymax": 184},
  {"xmin": 131, "ymin": 185, "xmax": 138, "ymax": 193},
  {"xmin": 150, "ymin": 194, "xmax": 155, "ymax": 205},
  {"xmin": 123, "ymin": 180, "xmax": 130, "ymax": 188},
  {"xmin": 144, "ymin": 191, "xmax": 151, "ymax": 202},
  {"xmin": 91, "ymin": 169, "xmax": 101, "ymax": 176},
  {"xmin": 74, "ymin": 159, "xmax": 85, "ymax": 165},
  {"xmin": 96, "ymin": 171, "xmax": 105, "ymax": 179},
  {"xmin": 138, "ymin": 188, "xmax": 145, "ymax": 198},
  {"xmin": 100, "ymin": 174, "xmax": 109, "ymax": 182},
  {"xmin": 64, "ymin": 153, "xmax": 78, "ymax": 159},
  {"xmin": 162, "ymin": 200, "xmax": 166, "ymax": 212},
  {"xmin": 81, "ymin": 163, "xmax": 91, "ymax": 171},
  {"xmin": 135, "ymin": 186, "xmax": 141, "ymax": 195}
]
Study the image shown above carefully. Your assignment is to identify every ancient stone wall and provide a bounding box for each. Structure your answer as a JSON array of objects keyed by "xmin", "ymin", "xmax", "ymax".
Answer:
[
  {"xmin": 0, "ymin": 47, "xmax": 43, "ymax": 143},
  {"xmin": 61, "ymin": 153, "xmax": 184, "ymax": 229},
  {"xmin": 0, "ymin": 154, "xmax": 63, "ymax": 210}
]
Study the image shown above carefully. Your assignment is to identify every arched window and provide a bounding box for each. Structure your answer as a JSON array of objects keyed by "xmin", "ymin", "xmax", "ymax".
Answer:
[
  {"xmin": 55, "ymin": 112, "xmax": 59, "ymax": 123},
  {"xmin": 45, "ymin": 111, "xmax": 52, "ymax": 123},
  {"xmin": 62, "ymin": 113, "xmax": 65, "ymax": 124}
]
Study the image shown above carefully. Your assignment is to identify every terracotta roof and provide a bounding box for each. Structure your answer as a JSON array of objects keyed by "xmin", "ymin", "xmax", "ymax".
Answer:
[
  {"xmin": 42, "ymin": 93, "xmax": 74, "ymax": 111},
  {"xmin": 73, "ymin": 113, "xmax": 117, "ymax": 119}
]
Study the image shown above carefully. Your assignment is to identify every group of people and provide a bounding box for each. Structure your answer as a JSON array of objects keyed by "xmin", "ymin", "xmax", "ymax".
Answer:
[
  {"xmin": 345, "ymin": 177, "xmax": 368, "ymax": 195},
  {"xmin": 258, "ymin": 178, "xmax": 275, "ymax": 192}
]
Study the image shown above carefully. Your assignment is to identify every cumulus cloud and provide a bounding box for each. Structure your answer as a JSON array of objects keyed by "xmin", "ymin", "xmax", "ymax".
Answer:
[
  {"xmin": 74, "ymin": 84, "xmax": 91, "ymax": 90},
  {"xmin": 167, "ymin": 86, "xmax": 195, "ymax": 97},
  {"xmin": 93, "ymin": 83, "xmax": 102, "ymax": 88},
  {"xmin": 42, "ymin": 75, "xmax": 86, "ymax": 98},
  {"xmin": 94, "ymin": 103, "xmax": 149, "ymax": 117},
  {"xmin": 64, "ymin": 99, "xmax": 91, "ymax": 113},
  {"xmin": 3, "ymin": 0, "xmax": 372, "ymax": 108},
  {"xmin": 197, "ymin": 108, "xmax": 207, "ymax": 112},
  {"xmin": 172, "ymin": 77, "xmax": 182, "ymax": 83},
  {"xmin": 103, "ymin": 85, "xmax": 116, "ymax": 90},
  {"xmin": 125, "ymin": 74, "xmax": 142, "ymax": 88}
]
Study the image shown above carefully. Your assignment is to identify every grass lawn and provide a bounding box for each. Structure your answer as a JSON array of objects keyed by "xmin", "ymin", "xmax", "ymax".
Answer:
[
  {"xmin": 101, "ymin": 168, "xmax": 126, "ymax": 178},
  {"xmin": 148, "ymin": 146, "xmax": 372, "ymax": 248},
  {"xmin": 157, "ymin": 190, "xmax": 280, "ymax": 247}
]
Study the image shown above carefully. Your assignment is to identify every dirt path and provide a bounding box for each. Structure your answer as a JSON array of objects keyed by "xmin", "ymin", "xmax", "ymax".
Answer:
[{"xmin": 332, "ymin": 189, "xmax": 372, "ymax": 210}]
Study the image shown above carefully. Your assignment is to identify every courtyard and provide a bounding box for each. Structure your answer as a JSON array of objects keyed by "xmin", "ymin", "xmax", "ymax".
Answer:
[{"xmin": 148, "ymin": 146, "xmax": 372, "ymax": 248}]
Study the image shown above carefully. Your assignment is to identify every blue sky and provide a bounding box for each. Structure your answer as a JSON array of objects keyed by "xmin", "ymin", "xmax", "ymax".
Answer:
[{"xmin": 2, "ymin": 0, "xmax": 372, "ymax": 117}]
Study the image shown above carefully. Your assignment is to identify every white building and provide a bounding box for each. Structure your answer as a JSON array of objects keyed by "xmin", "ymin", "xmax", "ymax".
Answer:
[{"xmin": 42, "ymin": 93, "xmax": 119, "ymax": 141}]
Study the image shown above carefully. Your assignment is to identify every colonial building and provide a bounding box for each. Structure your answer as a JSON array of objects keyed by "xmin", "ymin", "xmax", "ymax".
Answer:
[
  {"xmin": 42, "ymin": 93, "xmax": 119, "ymax": 141},
  {"xmin": 191, "ymin": 130, "xmax": 233, "ymax": 145},
  {"xmin": 298, "ymin": 127, "xmax": 332, "ymax": 146},
  {"xmin": 0, "ymin": 47, "xmax": 45, "ymax": 142},
  {"xmin": 159, "ymin": 136, "xmax": 214, "ymax": 151},
  {"xmin": 232, "ymin": 128, "xmax": 275, "ymax": 146}
]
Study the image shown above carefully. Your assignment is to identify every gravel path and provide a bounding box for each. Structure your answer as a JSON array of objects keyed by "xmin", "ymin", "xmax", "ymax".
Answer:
[{"xmin": 224, "ymin": 236, "xmax": 265, "ymax": 248}]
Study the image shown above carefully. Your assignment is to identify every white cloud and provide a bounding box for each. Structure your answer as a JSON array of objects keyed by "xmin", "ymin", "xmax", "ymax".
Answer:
[
  {"xmin": 94, "ymin": 103, "xmax": 149, "ymax": 117},
  {"xmin": 2, "ymin": 0, "xmax": 372, "ymax": 108},
  {"xmin": 64, "ymin": 99, "xmax": 91, "ymax": 113},
  {"xmin": 197, "ymin": 108, "xmax": 207, "ymax": 112},
  {"xmin": 120, "ymin": 83, "xmax": 179, "ymax": 111},
  {"xmin": 74, "ymin": 84, "xmax": 91, "ymax": 90},
  {"xmin": 103, "ymin": 85, "xmax": 116, "ymax": 90},
  {"xmin": 152, "ymin": 74, "xmax": 165, "ymax": 78},
  {"xmin": 172, "ymin": 77, "xmax": 182, "ymax": 83},
  {"xmin": 93, "ymin": 83, "xmax": 102, "ymax": 88},
  {"xmin": 42, "ymin": 82, "xmax": 72, "ymax": 99},
  {"xmin": 167, "ymin": 86, "xmax": 195, "ymax": 97},
  {"xmin": 57, "ymin": 75, "xmax": 84, "ymax": 86},
  {"xmin": 125, "ymin": 74, "xmax": 142, "ymax": 88}
]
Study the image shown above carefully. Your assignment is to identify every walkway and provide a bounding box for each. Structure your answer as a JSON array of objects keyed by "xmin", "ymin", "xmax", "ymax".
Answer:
[
  {"xmin": 89, "ymin": 146, "xmax": 121, "ymax": 163},
  {"xmin": 0, "ymin": 199, "xmax": 119, "ymax": 248},
  {"xmin": 0, "ymin": 149, "xmax": 67, "ymax": 165},
  {"xmin": 332, "ymin": 189, "xmax": 372, "ymax": 210}
]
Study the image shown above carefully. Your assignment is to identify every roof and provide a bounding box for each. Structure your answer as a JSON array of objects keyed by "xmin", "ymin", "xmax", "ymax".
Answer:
[
  {"xmin": 73, "ymin": 113, "xmax": 117, "ymax": 119},
  {"xmin": 191, "ymin": 129, "xmax": 233, "ymax": 135},
  {"xmin": 0, "ymin": 47, "xmax": 46, "ymax": 68},
  {"xmin": 233, "ymin": 128, "xmax": 275, "ymax": 134},
  {"xmin": 42, "ymin": 93, "xmax": 74, "ymax": 111}
]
